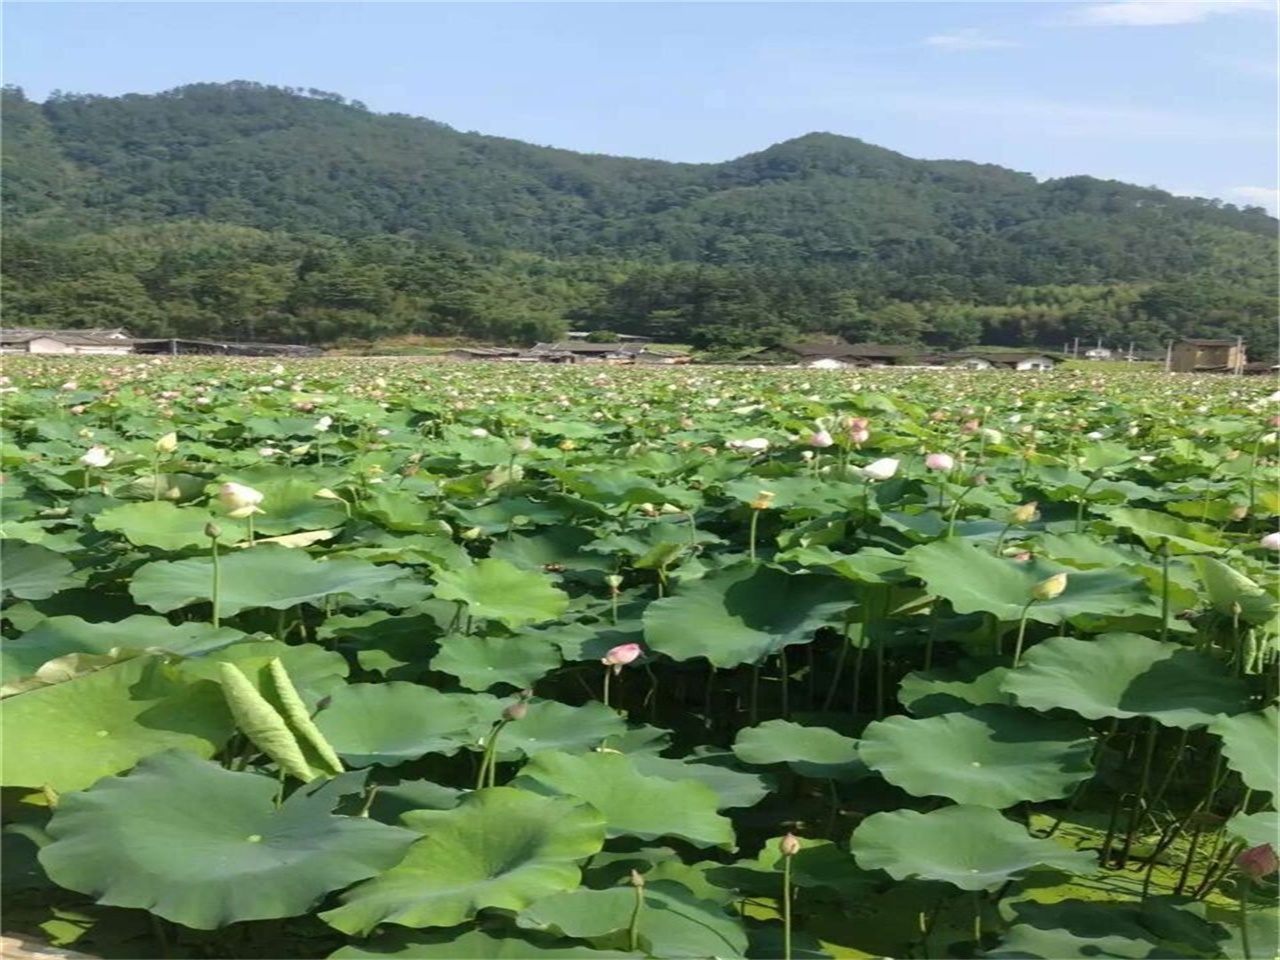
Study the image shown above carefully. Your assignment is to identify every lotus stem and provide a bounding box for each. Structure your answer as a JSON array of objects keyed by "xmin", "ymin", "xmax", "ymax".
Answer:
[
  {"xmin": 246, "ymin": 512, "xmax": 256, "ymax": 547},
  {"xmin": 476, "ymin": 718, "xmax": 511, "ymax": 790},
  {"xmin": 1240, "ymin": 877, "xmax": 1253, "ymax": 960},
  {"xmin": 822, "ymin": 617, "xmax": 854, "ymax": 711},
  {"xmin": 602, "ymin": 666, "xmax": 612, "ymax": 710},
  {"xmin": 1159, "ymin": 538, "xmax": 1171, "ymax": 644},
  {"xmin": 210, "ymin": 535, "xmax": 222, "ymax": 629},
  {"xmin": 627, "ymin": 870, "xmax": 645, "ymax": 953},
  {"xmin": 749, "ymin": 662, "xmax": 761, "ymax": 726},
  {"xmin": 748, "ymin": 509, "xmax": 761, "ymax": 564},
  {"xmin": 779, "ymin": 648, "xmax": 790, "ymax": 720},
  {"xmin": 152, "ymin": 451, "xmax": 162, "ymax": 501},
  {"xmin": 1011, "ymin": 601, "xmax": 1035, "ymax": 668}
]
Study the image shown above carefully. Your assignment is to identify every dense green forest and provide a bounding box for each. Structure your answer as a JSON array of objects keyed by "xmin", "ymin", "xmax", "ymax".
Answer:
[{"xmin": 3, "ymin": 81, "xmax": 1276, "ymax": 353}]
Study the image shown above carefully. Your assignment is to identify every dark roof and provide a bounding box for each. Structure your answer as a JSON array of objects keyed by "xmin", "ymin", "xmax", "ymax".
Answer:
[
  {"xmin": 783, "ymin": 340, "xmax": 918, "ymax": 360},
  {"xmin": 1178, "ymin": 339, "xmax": 1241, "ymax": 347},
  {"xmin": 1, "ymin": 327, "xmax": 132, "ymax": 345}
]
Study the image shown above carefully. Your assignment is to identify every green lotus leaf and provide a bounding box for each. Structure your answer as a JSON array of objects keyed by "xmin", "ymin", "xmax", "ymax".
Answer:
[
  {"xmin": 1226, "ymin": 811, "xmax": 1280, "ymax": 849},
  {"xmin": 321, "ymin": 787, "xmax": 606, "ymax": 935},
  {"xmin": 39, "ymin": 751, "xmax": 415, "ymax": 930},
  {"xmin": 358, "ymin": 489, "xmax": 452, "ymax": 535},
  {"xmin": 850, "ymin": 805, "xmax": 1096, "ymax": 891},
  {"xmin": 628, "ymin": 751, "xmax": 773, "ymax": 810},
  {"xmin": 1191, "ymin": 556, "xmax": 1279, "ymax": 624},
  {"xmin": 2, "ymin": 655, "xmax": 234, "ymax": 792},
  {"xmin": 1, "ymin": 541, "xmax": 78, "ymax": 600},
  {"xmin": 990, "ymin": 897, "xmax": 1228, "ymax": 960},
  {"xmin": 859, "ymin": 705, "xmax": 1094, "ymax": 807},
  {"xmin": 94, "ymin": 501, "xmax": 242, "ymax": 551},
  {"xmin": 1210, "ymin": 706, "xmax": 1278, "ymax": 797},
  {"xmin": 643, "ymin": 565, "xmax": 850, "ymax": 668},
  {"xmin": 431, "ymin": 633, "xmax": 562, "ymax": 691},
  {"xmin": 517, "ymin": 878, "xmax": 749, "ymax": 958},
  {"xmin": 218, "ymin": 475, "xmax": 349, "ymax": 536},
  {"xmin": 130, "ymin": 545, "xmax": 409, "ymax": 617},
  {"xmin": 1107, "ymin": 507, "xmax": 1226, "ymax": 555},
  {"xmin": 732, "ymin": 719, "xmax": 868, "ymax": 781},
  {"xmin": 433, "ymin": 558, "xmax": 569, "ymax": 629},
  {"xmin": 896, "ymin": 660, "xmax": 1014, "ymax": 717},
  {"xmin": 708, "ymin": 835, "xmax": 880, "ymax": 901},
  {"xmin": 450, "ymin": 497, "xmax": 569, "ymax": 534},
  {"xmin": 1, "ymin": 615, "xmax": 247, "ymax": 685},
  {"xmin": 777, "ymin": 544, "xmax": 911, "ymax": 584},
  {"xmin": 905, "ymin": 540, "xmax": 1153, "ymax": 624},
  {"xmin": 1002, "ymin": 634, "xmax": 1253, "ymax": 728},
  {"xmin": 490, "ymin": 526, "xmax": 611, "ymax": 574},
  {"xmin": 513, "ymin": 751, "xmax": 734, "ymax": 847},
  {"xmin": 315, "ymin": 683, "xmax": 486, "ymax": 766},
  {"xmin": 330, "ymin": 927, "xmax": 641, "ymax": 958},
  {"xmin": 473, "ymin": 699, "xmax": 630, "ymax": 760}
]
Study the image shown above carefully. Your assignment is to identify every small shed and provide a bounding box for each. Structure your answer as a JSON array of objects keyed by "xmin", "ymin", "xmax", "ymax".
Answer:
[
  {"xmin": 0, "ymin": 328, "xmax": 134, "ymax": 355},
  {"xmin": 1170, "ymin": 339, "xmax": 1246, "ymax": 373}
]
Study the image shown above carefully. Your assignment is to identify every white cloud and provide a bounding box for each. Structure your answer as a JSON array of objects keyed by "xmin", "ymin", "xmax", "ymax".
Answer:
[
  {"xmin": 1067, "ymin": 1, "xmax": 1275, "ymax": 27},
  {"xmin": 1225, "ymin": 185, "xmax": 1280, "ymax": 213},
  {"xmin": 922, "ymin": 29, "xmax": 1020, "ymax": 51}
]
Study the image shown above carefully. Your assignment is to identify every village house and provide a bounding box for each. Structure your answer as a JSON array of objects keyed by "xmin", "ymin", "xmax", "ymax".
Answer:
[
  {"xmin": 953, "ymin": 353, "xmax": 1060, "ymax": 372},
  {"xmin": 0, "ymin": 328, "xmax": 134, "ymax": 355},
  {"xmin": 1170, "ymin": 339, "xmax": 1247, "ymax": 374}
]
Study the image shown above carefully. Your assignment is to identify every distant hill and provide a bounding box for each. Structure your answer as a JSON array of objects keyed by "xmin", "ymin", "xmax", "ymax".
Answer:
[{"xmin": 3, "ymin": 81, "xmax": 1276, "ymax": 353}]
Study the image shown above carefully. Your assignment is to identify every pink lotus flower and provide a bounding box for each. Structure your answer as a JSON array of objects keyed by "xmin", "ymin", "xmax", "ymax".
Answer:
[
  {"xmin": 809, "ymin": 430, "xmax": 834, "ymax": 448},
  {"xmin": 1261, "ymin": 532, "xmax": 1280, "ymax": 551},
  {"xmin": 849, "ymin": 428, "xmax": 870, "ymax": 445},
  {"xmin": 1236, "ymin": 843, "xmax": 1278, "ymax": 880},
  {"xmin": 962, "ymin": 419, "xmax": 981, "ymax": 434},
  {"xmin": 925, "ymin": 453, "xmax": 955, "ymax": 471},
  {"xmin": 601, "ymin": 643, "xmax": 642, "ymax": 674}
]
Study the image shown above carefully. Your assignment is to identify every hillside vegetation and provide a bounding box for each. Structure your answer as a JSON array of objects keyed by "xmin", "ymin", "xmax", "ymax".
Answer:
[{"xmin": 3, "ymin": 81, "xmax": 1276, "ymax": 353}]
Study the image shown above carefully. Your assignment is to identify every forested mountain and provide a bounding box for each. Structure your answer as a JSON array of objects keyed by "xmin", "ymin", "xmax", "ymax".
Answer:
[{"xmin": 3, "ymin": 81, "xmax": 1276, "ymax": 353}]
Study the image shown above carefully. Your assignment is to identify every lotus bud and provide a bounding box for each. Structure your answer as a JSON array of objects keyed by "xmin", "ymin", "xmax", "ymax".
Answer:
[
  {"xmin": 559, "ymin": 439, "xmax": 577, "ymax": 451},
  {"xmin": 1236, "ymin": 843, "xmax": 1278, "ymax": 880},
  {"xmin": 314, "ymin": 488, "xmax": 344, "ymax": 501},
  {"xmin": 1261, "ymin": 532, "xmax": 1280, "ymax": 550},
  {"xmin": 800, "ymin": 450, "xmax": 815, "ymax": 461},
  {"xmin": 1011, "ymin": 501, "xmax": 1039, "ymax": 524},
  {"xmin": 660, "ymin": 503, "xmax": 683, "ymax": 515},
  {"xmin": 470, "ymin": 427, "xmax": 489, "ymax": 438},
  {"xmin": 925, "ymin": 453, "xmax": 954, "ymax": 471},
  {"xmin": 512, "ymin": 436, "xmax": 534, "ymax": 453},
  {"xmin": 809, "ymin": 430, "xmax": 834, "ymax": 448},
  {"xmin": 155, "ymin": 432, "xmax": 179, "ymax": 455},
  {"xmin": 204, "ymin": 521, "xmax": 222, "ymax": 540},
  {"xmin": 601, "ymin": 643, "xmax": 643, "ymax": 675},
  {"xmin": 849, "ymin": 428, "xmax": 870, "ymax": 445},
  {"xmin": 461, "ymin": 526, "xmax": 483, "ymax": 541},
  {"xmin": 314, "ymin": 415, "xmax": 334, "ymax": 432},
  {"xmin": 629, "ymin": 868, "xmax": 646, "ymax": 888},
  {"xmin": 502, "ymin": 699, "xmax": 528, "ymax": 722},
  {"xmin": 1229, "ymin": 505, "xmax": 1249, "ymax": 522},
  {"xmin": 218, "ymin": 482, "xmax": 265, "ymax": 518},
  {"xmin": 1030, "ymin": 572, "xmax": 1068, "ymax": 601},
  {"xmin": 750, "ymin": 490, "xmax": 776, "ymax": 511},
  {"xmin": 861, "ymin": 458, "xmax": 900, "ymax": 481},
  {"xmin": 605, "ymin": 573, "xmax": 624, "ymax": 594},
  {"xmin": 780, "ymin": 833, "xmax": 801, "ymax": 857}
]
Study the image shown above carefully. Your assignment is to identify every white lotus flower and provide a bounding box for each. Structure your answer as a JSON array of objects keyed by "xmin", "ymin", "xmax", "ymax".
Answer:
[
  {"xmin": 80, "ymin": 446, "xmax": 113, "ymax": 468},
  {"xmin": 1262, "ymin": 532, "xmax": 1280, "ymax": 550},
  {"xmin": 218, "ymin": 482, "xmax": 265, "ymax": 518},
  {"xmin": 154, "ymin": 432, "xmax": 178, "ymax": 455},
  {"xmin": 861, "ymin": 458, "xmax": 900, "ymax": 481},
  {"xmin": 315, "ymin": 415, "xmax": 334, "ymax": 432},
  {"xmin": 727, "ymin": 438, "xmax": 770, "ymax": 454},
  {"xmin": 470, "ymin": 428, "xmax": 489, "ymax": 438}
]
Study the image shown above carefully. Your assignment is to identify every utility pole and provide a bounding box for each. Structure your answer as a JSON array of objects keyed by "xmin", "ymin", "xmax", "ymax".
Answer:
[
  {"xmin": 1164, "ymin": 341, "xmax": 1173, "ymax": 373},
  {"xmin": 1127, "ymin": 341, "xmax": 1134, "ymax": 362},
  {"xmin": 1235, "ymin": 336, "xmax": 1244, "ymax": 375},
  {"xmin": 1072, "ymin": 336, "xmax": 1080, "ymax": 358}
]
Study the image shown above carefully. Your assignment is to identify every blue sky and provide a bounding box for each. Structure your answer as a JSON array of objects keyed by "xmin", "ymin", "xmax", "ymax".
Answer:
[{"xmin": 5, "ymin": 1, "xmax": 1277, "ymax": 212}]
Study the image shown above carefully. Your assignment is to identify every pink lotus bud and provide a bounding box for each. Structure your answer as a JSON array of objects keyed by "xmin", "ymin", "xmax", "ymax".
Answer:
[
  {"xmin": 849, "ymin": 429, "xmax": 870, "ymax": 445},
  {"xmin": 809, "ymin": 430, "xmax": 834, "ymax": 448},
  {"xmin": 962, "ymin": 419, "xmax": 981, "ymax": 434},
  {"xmin": 1236, "ymin": 843, "xmax": 1278, "ymax": 880},
  {"xmin": 601, "ymin": 643, "xmax": 642, "ymax": 674},
  {"xmin": 502, "ymin": 699, "xmax": 528, "ymax": 722},
  {"xmin": 780, "ymin": 833, "xmax": 801, "ymax": 857},
  {"xmin": 925, "ymin": 453, "xmax": 955, "ymax": 471},
  {"xmin": 1261, "ymin": 532, "xmax": 1280, "ymax": 551}
]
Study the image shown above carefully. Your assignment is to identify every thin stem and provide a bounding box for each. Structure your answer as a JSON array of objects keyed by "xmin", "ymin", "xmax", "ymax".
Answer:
[
  {"xmin": 779, "ymin": 648, "xmax": 791, "ymax": 720},
  {"xmin": 210, "ymin": 537, "xmax": 221, "ymax": 629},
  {"xmin": 1159, "ymin": 539, "xmax": 1171, "ymax": 644},
  {"xmin": 749, "ymin": 509, "xmax": 761, "ymax": 564},
  {"xmin": 782, "ymin": 854, "xmax": 793, "ymax": 960},
  {"xmin": 603, "ymin": 666, "xmax": 612, "ymax": 710},
  {"xmin": 1012, "ymin": 601, "xmax": 1035, "ymax": 668},
  {"xmin": 628, "ymin": 879, "xmax": 645, "ymax": 953},
  {"xmin": 1240, "ymin": 880, "xmax": 1253, "ymax": 960}
]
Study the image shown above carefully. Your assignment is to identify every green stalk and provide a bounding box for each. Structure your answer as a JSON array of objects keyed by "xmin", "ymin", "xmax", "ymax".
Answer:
[
  {"xmin": 992, "ymin": 519, "xmax": 1014, "ymax": 556},
  {"xmin": 1240, "ymin": 880, "xmax": 1253, "ymax": 960},
  {"xmin": 748, "ymin": 508, "xmax": 761, "ymax": 564},
  {"xmin": 782, "ymin": 852, "xmax": 794, "ymax": 960},
  {"xmin": 628, "ymin": 871, "xmax": 646, "ymax": 953},
  {"xmin": 779, "ymin": 648, "xmax": 791, "ymax": 720},
  {"xmin": 1159, "ymin": 538, "xmax": 1171, "ymax": 644},
  {"xmin": 210, "ymin": 536, "xmax": 222, "ymax": 629},
  {"xmin": 152, "ymin": 451, "xmax": 162, "ymax": 501},
  {"xmin": 1011, "ymin": 601, "xmax": 1035, "ymax": 668},
  {"xmin": 603, "ymin": 666, "xmax": 613, "ymax": 710}
]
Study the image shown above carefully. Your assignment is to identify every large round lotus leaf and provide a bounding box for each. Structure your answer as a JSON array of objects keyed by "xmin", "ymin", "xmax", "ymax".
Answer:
[
  {"xmin": 1107, "ymin": 507, "xmax": 1226, "ymax": 555},
  {"xmin": 643, "ymin": 565, "xmax": 850, "ymax": 668},
  {"xmin": 433, "ymin": 558, "xmax": 569, "ymax": 629},
  {"xmin": 897, "ymin": 660, "xmax": 1014, "ymax": 717},
  {"xmin": 1192, "ymin": 556, "xmax": 1278, "ymax": 625},
  {"xmin": 490, "ymin": 527, "xmax": 611, "ymax": 574},
  {"xmin": 314, "ymin": 683, "xmax": 484, "ymax": 766},
  {"xmin": 859, "ymin": 705, "xmax": 1094, "ymax": 807},
  {"xmin": 482, "ymin": 699, "xmax": 630, "ymax": 760},
  {"xmin": 2, "ymin": 656, "xmax": 234, "ymax": 793},
  {"xmin": 130, "ymin": 545, "xmax": 409, "ymax": 617},
  {"xmin": 1, "ymin": 615, "xmax": 247, "ymax": 684},
  {"xmin": 321, "ymin": 787, "xmax": 606, "ymax": 935},
  {"xmin": 331, "ymin": 927, "xmax": 641, "ymax": 958},
  {"xmin": 431, "ymin": 633, "xmax": 562, "ymax": 691},
  {"xmin": 39, "ymin": 752, "xmax": 415, "ymax": 930},
  {"xmin": 905, "ymin": 540, "xmax": 1153, "ymax": 624},
  {"xmin": 1, "ymin": 541, "xmax": 78, "ymax": 600},
  {"xmin": 850, "ymin": 805, "xmax": 1096, "ymax": 891},
  {"xmin": 512, "ymin": 751, "xmax": 734, "ymax": 847},
  {"xmin": 517, "ymin": 878, "xmax": 749, "ymax": 958},
  {"xmin": 1227, "ymin": 811, "xmax": 1280, "ymax": 849},
  {"xmin": 1002, "ymin": 633, "xmax": 1253, "ymax": 729},
  {"xmin": 94, "ymin": 501, "xmax": 243, "ymax": 551},
  {"xmin": 1211, "ymin": 706, "xmax": 1278, "ymax": 797},
  {"xmin": 989, "ymin": 897, "xmax": 1227, "ymax": 960},
  {"xmin": 629, "ymin": 752, "xmax": 773, "ymax": 810},
  {"xmin": 732, "ymin": 719, "xmax": 868, "ymax": 781},
  {"xmin": 217, "ymin": 475, "xmax": 349, "ymax": 536},
  {"xmin": 778, "ymin": 544, "xmax": 911, "ymax": 584}
]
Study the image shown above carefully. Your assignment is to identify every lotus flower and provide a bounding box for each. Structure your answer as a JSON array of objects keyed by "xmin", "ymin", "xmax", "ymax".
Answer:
[
  {"xmin": 315, "ymin": 415, "xmax": 333, "ymax": 432},
  {"xmin": 728, "ymin": 438, "xmax": 770, "ymax": 454},
  {"xmin": 1030, "ymin": 572, "xmax": 1068, "ymax": 601},
  {"xmin": 1261, "ymin": 532, "xmax": 1280, "ymax": 550},
  {"xmin": 1236, "ymin": 843, "xmax": 1278, "ymax": 880},
  {"xmin": 861, "ymin": 458, "xmax": 900, "ymax": 481},
  {"xmin": 779, "ymin": 833, "xmax": 801, "ymax": 857},
  {"xmin": 601, "ymin": 642, "xmax": 642, "ymax": 675},
  {"xmin": 809, "ymin": 430, "xmax": 834, "ymax": 448},
  {"xmin": 155, "ymin": 432, "xmax": 178, "ymax": 455},
  {"xmin": 79, "ymin": 446, "xmax": 113, "ymax": 469},
  {"xmin": 218, "ymin": 482, "xmax": 265, "ymax": 519},
  {"xmin": 924, "ymin": 453, "xmax": 954, "ymax": 471}
]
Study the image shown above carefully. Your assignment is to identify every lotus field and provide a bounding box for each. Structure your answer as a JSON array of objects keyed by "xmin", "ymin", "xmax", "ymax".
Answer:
[{"xmin": 1, "ymin": 357, "xmax": 1278, "ymax": 960}]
